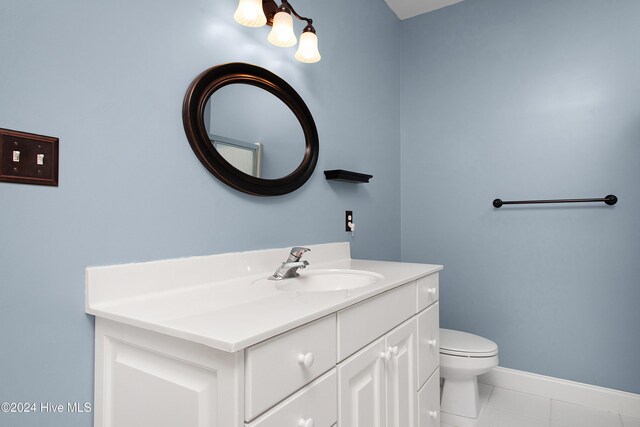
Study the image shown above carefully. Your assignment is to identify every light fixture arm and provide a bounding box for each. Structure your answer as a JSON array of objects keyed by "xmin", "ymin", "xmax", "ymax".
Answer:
[{"xmin": 280, "ymin": 0, "xmax": 314, "ymax": 28}]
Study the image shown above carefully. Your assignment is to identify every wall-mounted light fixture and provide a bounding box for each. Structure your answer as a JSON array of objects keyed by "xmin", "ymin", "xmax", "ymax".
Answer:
[{"xmin": 234, "ymin": 0, "xmax": 321, "ymax": 64}]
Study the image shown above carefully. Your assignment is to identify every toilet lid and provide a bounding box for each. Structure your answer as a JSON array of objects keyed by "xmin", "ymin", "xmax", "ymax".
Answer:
[{"xmin": 439, "ymin": 328, "xmax": 498, "ymax": 357}]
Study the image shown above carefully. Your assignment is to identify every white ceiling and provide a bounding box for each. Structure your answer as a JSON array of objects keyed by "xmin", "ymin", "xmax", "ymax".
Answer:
[{"xmin": 384, "ymin": 0, "xmax": 464, "ymax": 20}]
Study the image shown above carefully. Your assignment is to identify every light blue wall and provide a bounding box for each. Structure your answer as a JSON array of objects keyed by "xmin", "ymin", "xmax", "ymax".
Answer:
[
  {"xmin": 401, "ymin": 0, "xmax": 640, "ymax": 393},
  {"xmin": 0, "ymin": 0, "xmax": 401, "ymax": 425}
]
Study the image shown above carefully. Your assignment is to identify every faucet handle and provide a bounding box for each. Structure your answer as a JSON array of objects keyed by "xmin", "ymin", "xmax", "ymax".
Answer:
[{"xmin": 290, "ymin": 247, "xmax": 311, "ymax": 258}]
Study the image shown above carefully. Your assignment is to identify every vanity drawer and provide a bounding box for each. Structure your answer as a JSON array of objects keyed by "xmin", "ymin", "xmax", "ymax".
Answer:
[
  {"xmin": 418, "ymin": 302, "xmax": 439, "ymax": 389},
  {"xmin": 338, "ymin": 281, "xmax": 416, "ymax": 362},
  {"xmin": 246, "ymin": 370, "xmax": 336, "ymax": 427},
  {"xmin": 418, "ymin": 368, "xmax": 440, "ymax": 427},
  {"xmin": 417, "ymin": 273, "xmax": 439, "ymax": 312},
  {"xmin": 245, "ymin": 314, "xmax": 337, "ymax": 421}
]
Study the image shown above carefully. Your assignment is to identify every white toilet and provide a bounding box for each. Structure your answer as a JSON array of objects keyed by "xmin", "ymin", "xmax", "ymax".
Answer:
[{"xmin": 439, "ymin": 328, "xmax": 499, "ymax": 419}]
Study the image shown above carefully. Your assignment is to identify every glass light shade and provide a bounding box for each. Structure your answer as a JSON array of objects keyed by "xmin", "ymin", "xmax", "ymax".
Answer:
[
  {"xmin": 295, "ymin": 31, "xmax": 321, "ymax": 63},
  {"xmin": 234, "ymin": 0, "xmax": 267, "ymax": 27},
  {"xmin": 267, "ymin": 11, "xmax": 297, "ymax": 47}
]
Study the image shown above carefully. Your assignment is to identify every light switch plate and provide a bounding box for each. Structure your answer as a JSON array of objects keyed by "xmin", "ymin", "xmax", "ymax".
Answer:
[{"xmin": 0, "ymin": 128, "xmax": 59, "ymax": 186}]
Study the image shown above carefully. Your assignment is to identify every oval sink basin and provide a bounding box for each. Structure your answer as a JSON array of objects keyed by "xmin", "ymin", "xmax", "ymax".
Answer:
[{"xmin": 274, "ymin": 269, "xmax": 384, "ymax": 292}]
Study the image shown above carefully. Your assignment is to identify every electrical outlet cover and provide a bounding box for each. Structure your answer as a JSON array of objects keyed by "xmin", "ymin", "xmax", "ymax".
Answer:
[{"xmin": 345, "ymin": 210, "xmax": 353, "ymax": 232}]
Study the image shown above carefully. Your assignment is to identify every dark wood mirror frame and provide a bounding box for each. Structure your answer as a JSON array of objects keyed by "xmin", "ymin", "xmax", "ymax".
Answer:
[{"xmin": 182, "ymin": 63, "xmax": 319, "ymax": 196}]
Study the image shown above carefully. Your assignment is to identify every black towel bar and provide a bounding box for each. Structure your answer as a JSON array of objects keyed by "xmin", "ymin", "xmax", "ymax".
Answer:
[{"xmin": 493, "ymin": 195, "xmax": 618, "ymax": 208}]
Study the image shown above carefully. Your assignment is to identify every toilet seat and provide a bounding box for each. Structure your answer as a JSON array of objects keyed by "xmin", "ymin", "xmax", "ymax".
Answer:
[
  {"xmin": 440, "ymin": 328, "xmax": 498, "ymax": 357},
  {"xmin": 441, "ymin": 348, "xmax": 498, "ymax": 357}
]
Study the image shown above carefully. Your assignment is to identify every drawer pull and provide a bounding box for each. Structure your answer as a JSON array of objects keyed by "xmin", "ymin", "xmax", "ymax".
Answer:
[
  {"xmin": 297, "ymin": 352, "xmax": 315, "ymax": 368},
  {"xmin": 427, "ymin": 287, "xmax": 437, "ymax": 295},
  {"xmin": 298, "ymin": 418, "xmax": 315, "ymax": 427},
  {"xmin": 429, "ymin": 410, "xmax": 438, "ymax": 419},
  {"xmin": 428, "ymin": 339, "xmax": 437, "ymax": 347}
]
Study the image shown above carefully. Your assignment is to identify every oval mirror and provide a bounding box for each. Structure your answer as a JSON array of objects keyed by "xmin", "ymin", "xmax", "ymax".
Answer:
[{"xmin": 183, "ymin": 63, "xmax": 319, "ymax": 196}]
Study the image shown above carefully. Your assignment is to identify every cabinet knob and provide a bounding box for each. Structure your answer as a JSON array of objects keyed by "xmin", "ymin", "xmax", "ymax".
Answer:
[
  {"xmin": 388, "ymin": 346, "xmax": 399, "ymax": 356},
  {"xmin": 429, "ymin": 410, "xmax": 438, "ymax": 419},
  {"xmin": 297, "ymin": 352, "xmax": 315, "ymax": 368},
  {"xmin": 380, "ymin": 351, "xmax": 391, "ymax": 361},
  {"xmin": 428, "ymin": 339, "xmax": 437, "ymax": 347},
  {"xmin": 427, "ymin": 287, "xmax": 437, "ymax": 295},
  {"xmin": 298, "ymin": 418, "xmax": 315, "ymax": 427},
  {"xmin": 298, "ymin": 418, "xmax": 314, "ymax": 427}
]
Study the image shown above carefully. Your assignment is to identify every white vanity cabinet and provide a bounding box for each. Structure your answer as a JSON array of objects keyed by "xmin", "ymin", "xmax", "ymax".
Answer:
[
  {"xmin": 87, "ymin": 243, "xmax": 442, "ymax": 427},
  {"xmin": 94, "ymin": 316, "xmax": 336, "ymax": 427}
]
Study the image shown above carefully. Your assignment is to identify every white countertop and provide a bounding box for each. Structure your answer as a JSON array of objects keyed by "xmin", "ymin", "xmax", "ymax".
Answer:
[{"xmin": 86, "ymin": 243, "xmax": 442, "ymax": 352}]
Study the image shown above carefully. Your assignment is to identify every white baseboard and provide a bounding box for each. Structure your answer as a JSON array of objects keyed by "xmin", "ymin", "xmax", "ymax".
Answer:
[{"xmin": 479, "ymin": 366, "xmax": 640, "ymax": 418}]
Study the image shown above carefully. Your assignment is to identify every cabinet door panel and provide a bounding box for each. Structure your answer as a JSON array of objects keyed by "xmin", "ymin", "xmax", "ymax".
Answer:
[
  {"xmin": 418, "ymin": 368, "xmax": 440, "ymax": 427},
  {"xmin": 109, "ymin": 341, "xmax": 216, "ymax": 427},
  {"xmin": 338, "ymin": 337, "xmax": 387, "ymax": 427},
  {"xmin": 418, "ymin": 302, "xmax": 439, "ymax": 389},
  {"xmin": 386, "ymin": 318, "xmax": 418, "ymax": 427},
  {"xmin": 96, "ymin": 318, "xmax": 242, "ymax": 427}
]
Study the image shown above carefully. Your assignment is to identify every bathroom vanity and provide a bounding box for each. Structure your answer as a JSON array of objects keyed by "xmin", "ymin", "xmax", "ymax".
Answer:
[{"xmin": 85, "ymin": 243, "xmax": 442, "ymax": 427}]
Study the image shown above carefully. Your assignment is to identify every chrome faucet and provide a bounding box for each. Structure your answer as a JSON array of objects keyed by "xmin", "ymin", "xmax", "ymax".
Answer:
[{"xmin": 269, "ymin": 247, "xmax": 311, "ymax": 280}]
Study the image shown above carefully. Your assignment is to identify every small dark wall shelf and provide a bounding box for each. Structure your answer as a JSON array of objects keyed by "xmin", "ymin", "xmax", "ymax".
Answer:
[{"xmin": 324, "ymin": 169, "xmax": 372, "ymax": 183}]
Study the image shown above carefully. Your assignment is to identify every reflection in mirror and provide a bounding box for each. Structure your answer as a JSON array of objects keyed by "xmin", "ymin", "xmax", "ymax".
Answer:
[
  {"xmin": 204, "ymin": 84, "xmax": 305, "ymax": 179},
  {"xmin": 211, "ymin": 134, "xmax": 262, "ymax": 177}
]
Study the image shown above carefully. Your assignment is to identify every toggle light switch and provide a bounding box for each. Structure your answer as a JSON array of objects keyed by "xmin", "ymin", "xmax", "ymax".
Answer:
[{"xmin": 0, "ymin": 128, "xmax": 59, "ymax": 186}]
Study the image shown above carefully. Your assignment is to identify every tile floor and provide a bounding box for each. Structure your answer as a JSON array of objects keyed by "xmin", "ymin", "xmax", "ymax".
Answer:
[{"xmin": 440, "ymin": 383, "xmax": 640, "ymax": 427}]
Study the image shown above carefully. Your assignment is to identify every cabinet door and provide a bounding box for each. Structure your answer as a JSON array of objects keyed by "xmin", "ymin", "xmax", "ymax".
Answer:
[
  {"xmin": 338, "ymin": 337, "xmax": 387, "ymax": 427},
  {"xmin": 418, "ymin": 369, "xmax": 440, "ymax": 427},
  {"xmin": 418, "ymin": 302, "xmax": 439, "ymax": 389},
  {"xmin": 386, "ymin": 318, "xmax": 418, "ymax": 427}
]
